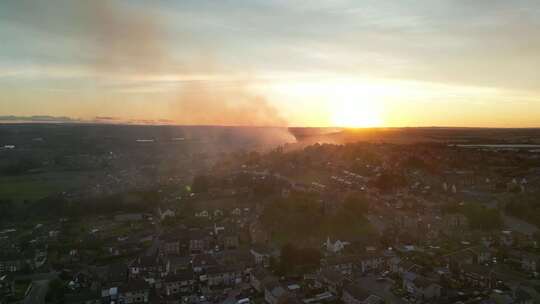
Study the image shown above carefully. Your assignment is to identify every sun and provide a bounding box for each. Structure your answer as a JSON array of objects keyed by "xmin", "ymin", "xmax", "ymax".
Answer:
[{"xmin": 331, "ymin": 99, "xmax": 383, "ymax": 128}]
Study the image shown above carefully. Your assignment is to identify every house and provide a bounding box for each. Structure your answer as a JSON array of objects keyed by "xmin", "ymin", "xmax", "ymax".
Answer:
[
  {"xmin": 460, "ymin": 264, "xmax": 495, "ymax": 289},
  {"xmin": 0, "ymin": 251, "xmax": 31, "ymax": 273},
  {"xmin": 519, "ymin": 251, "xmax": 540, "ymax": 272},
  {"xmin": 442, "ymin": 249, "xmax": 475, "ymax": 270},
  {"xmin": 469, "ymin": 245, "xmax": 493, "ymax": 264},
  {"xmin": 129, "ymin": 254, "xmax": 167, "ymax": 279},
  {"xmin": 158, "ymin": 208, "xmax": 176, "ymax": 221},
  {"xmin": 118, "ymin": 279, "xmax": 150, "ymax": 303},
  {"xmin": 442, "ymin": 213, "xmax": 468, "ymax": 231},
  {"xmin": 264, "ymin": 281, "xmax": 289, "ymax": 304},
  {"xmin": 342, "ymin": 283, "xmax": 384, "ymax": 304},
  {"xmin": 70, "ymin": 270, "xmax": 95, "ymax": 290},
  {"xmin": 206, "ymin": 265, "xmax": 243, "ymax": 287},
  {"xmin": 249, "ymin": 221, "xmax": 270, "ymax": 244},
  {"xmin": 216, "ymin": 249, "xmax": 255, "ymax": 272},
  {"xmin": 195, "ymin": 210, "xmax": 209, "ymax": 218},
  {"xmin": 223, "ymin": 233, "xmax": 240, "ymax": 250},
  {"xmin": 188, "ymin": 230, "xmax": 211, "ymax": 254},
  {"xmin": 357, "ymin": 252, "xmax": 385, "ymax": 274},
  {"xmin": 387, "ymin": 256, "xmax": 401, "ymax": 273},
  {"xmin": 231, "ymin": 208, "xmax": 242, "ymax": 216},
  {"xmin": 402, "ymin": 272, "xmax": 441, "ymax": 300},
  {"xmin": 324, "ymin": 237, "xmax": 349, "ymax": 254},
  {"xmin": 160, "ymin": 232, "xmax": 186, "ymax": 256},
  {"xmin": 213, "ymin": 209, "xmax": 224, "ymax": 217},
  {"xmin": 192, "ymin": 254, "xmax": 218, "ymax": 273},
  {"xmin": 216, "ymin": 227, "xmax": 241, "ymax": 250},
  {"xmin": 250, "ymin": 267, "xmax": 275, "ymax": 293},
  {"xmin": 318, "ymin": 268, "xmax": 347, "ymax": 295},
  {"xmin": 500, "ymin": 230, "xmax": 531, "ymax": 247},
  {"xmin": 107, "ymin": 242, "xmax": 141, "ymax": 258},
  {"xmin": 101, "ymin": 285, "xmax": 119, "ymax": 303},
  {"xmin": 167, "ymin": 255, "xmax": 191, "ymax": 274},
  {"xmin": 322, "ymin": 255, "xmax": 356, "ymax": 276},
  {"xmin": 396, "ymin": 260, "xmax": 421, "ymax": 274},
  {"xmin": 161, "ymin": 238, "xmax": 181, "ymax": 256},
  {"xmin": 251, "ymin": 245, "xmax": 279, "ymax": 268},
  {"xmin": 163, "ymin": 269, "xmax": 195, "ymax": 296}
]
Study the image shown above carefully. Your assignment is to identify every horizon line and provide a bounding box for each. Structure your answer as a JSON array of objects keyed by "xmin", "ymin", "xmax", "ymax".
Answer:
[{"xmin": 1, "ymin": 120, "xmax": 540, "ymax": 130}]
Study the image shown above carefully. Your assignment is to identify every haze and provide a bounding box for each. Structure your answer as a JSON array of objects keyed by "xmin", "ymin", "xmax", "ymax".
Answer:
[{"xmin": 1, "ymin": 0, "xmax": 540, "ymax": 127}]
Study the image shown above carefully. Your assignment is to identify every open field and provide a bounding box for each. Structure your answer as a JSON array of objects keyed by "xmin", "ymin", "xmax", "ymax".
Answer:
[{"xmin": 0, "ymin": 171, "xmax": 87, "ymax": 201}]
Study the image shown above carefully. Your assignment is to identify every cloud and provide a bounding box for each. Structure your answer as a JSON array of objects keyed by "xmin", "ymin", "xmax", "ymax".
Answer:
[
  {"xmin": 80, "ymin": 1, "xmax": 174, "ymax": 74},
  {"xmin": 0, "ymin": 0, "xmax": 289, "ymax": 127},
  {"xmin": 1, "ymin": 0, "xmax": 540, "ymax": 127},
  {"xmin": 0, "ymin": 0, "xmax": 174, "ymax": 74},
  {"xmin": 0, "ymin": 115, "xmax": 79, "ymax": 123}
]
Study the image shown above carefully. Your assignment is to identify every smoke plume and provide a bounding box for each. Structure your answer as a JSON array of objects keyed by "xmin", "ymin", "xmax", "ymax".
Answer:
[
  {"xmin": 84, "ymin": 1, "xmax": 287, "ymax": 127},
  {"xmin": 80, "ymin": 1, "xmax": 171, "ymax": 74},
  {"xmin": 169, "ymin": 81, "xmax": 287, "ymax": 127}
]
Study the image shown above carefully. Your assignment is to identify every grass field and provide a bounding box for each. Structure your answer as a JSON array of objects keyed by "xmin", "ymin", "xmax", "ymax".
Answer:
[{"xmin": 0, "ymin": 171, "xmax": 85, "ymax": 201}]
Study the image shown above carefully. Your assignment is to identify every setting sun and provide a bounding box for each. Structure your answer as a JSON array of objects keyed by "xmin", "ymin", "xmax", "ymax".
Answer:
[{"xmin": 331, "ymin": 99, "xmax": 383, "ymax": 128}]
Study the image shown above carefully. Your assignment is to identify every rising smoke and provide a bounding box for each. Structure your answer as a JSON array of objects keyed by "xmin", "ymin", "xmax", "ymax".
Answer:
[{"xmin": 81, "ymin": 1, "xmax": 289, "ymax": 128}]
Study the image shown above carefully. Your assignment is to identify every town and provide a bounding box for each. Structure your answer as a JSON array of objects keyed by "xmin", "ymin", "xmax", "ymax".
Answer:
[{"xmin": 2, "ymin": 126, "xmax": 540, "ymax": 304}]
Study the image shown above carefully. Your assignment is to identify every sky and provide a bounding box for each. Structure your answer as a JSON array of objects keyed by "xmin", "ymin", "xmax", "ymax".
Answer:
[{"xmin": 1, "ymin": 0, "xmax": 540, "ymax": 127}]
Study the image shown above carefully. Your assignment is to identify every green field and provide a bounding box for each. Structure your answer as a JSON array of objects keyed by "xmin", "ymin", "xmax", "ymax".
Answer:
[{"xmin": 0, "ymin": 172, "xmax": 85, "ymax": 201}]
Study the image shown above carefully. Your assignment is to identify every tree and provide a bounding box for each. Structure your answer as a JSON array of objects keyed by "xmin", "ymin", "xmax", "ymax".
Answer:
[
  {"xmin": 278, "ymin": 243, "xmax": 296, "ymax": 275},
  {"xmin": 463, "ymin": 204, "xmax": 503, "ymax": 231},
  {"xmin": 46, "ymin": 279, "xmax": 65, "ymax": 303},
  {"xmin": 372, "ymin": 173, "xmax": 406, "ymax": 193},
  {"xmin": 277, "ymin": 243, "xmax": 321, "ymax": 275},
  {"xmin": 342, "ymin": 193, "xmax": 369, "ymax": 216},
  {"xmin": 191, "ymin": 175, "xmax": 210, "ymax": 193}
]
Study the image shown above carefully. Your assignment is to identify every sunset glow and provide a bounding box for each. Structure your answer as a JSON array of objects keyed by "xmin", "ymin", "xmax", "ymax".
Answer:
[
  {"xmin": 1, "ymin": 1, "xmax": 540, "ymax": 127},
  {"xmin": 331, "ymin": 99, "xmax": 383, "ymax": 128}
]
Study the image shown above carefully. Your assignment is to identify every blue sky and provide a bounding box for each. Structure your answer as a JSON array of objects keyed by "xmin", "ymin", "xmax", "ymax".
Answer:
[{"xmin": 1, "ymin": 0, "xmax": 540, "ymax": 127}]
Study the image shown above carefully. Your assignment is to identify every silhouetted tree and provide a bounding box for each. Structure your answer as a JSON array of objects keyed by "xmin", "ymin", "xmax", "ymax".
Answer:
[{"xmin": 192, "ymin": 175, "xmax": 210, "ymax": 193}]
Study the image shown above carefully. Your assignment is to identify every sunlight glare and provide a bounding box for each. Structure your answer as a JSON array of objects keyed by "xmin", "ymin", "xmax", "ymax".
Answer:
[{"xmin": 331, "ymin": 95, "xmax": 383, "ymax": 128}]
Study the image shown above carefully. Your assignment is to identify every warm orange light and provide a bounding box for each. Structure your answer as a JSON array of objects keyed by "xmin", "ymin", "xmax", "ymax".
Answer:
[{"xmin": 331, "ymin": 98, "xmax": 383, "ymax": 128}]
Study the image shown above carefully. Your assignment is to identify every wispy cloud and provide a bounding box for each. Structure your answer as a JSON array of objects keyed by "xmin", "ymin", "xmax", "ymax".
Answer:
[{"xmin": 1, "ymin": 0, "xmax": 540, "ymax": 127}]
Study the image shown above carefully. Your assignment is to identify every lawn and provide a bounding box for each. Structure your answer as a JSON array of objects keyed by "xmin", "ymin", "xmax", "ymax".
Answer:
[{"xmin": 0, "ymin": 171, "xmax": 85, "ymax": 201}]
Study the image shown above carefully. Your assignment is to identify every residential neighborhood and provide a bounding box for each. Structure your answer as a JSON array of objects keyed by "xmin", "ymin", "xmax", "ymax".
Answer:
[{"xmin": 2, "ymin": 127, "xmax": 540, "ymax": 304}]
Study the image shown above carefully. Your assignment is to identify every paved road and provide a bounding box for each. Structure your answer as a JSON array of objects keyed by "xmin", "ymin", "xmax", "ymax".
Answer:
[{"xmin": 24, "ymin": 280, "xmax": 49, "ymax": 304}]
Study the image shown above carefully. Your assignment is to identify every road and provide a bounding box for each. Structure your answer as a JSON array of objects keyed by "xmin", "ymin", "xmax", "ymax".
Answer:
[{"xmin": 24, "ymin": 280, "xmax": 49, "ymax": 304}]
